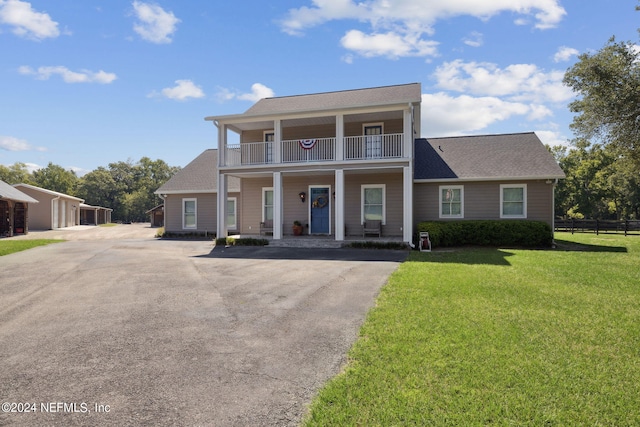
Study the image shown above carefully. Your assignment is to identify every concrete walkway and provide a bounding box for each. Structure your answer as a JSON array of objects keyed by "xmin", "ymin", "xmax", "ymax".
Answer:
[{"xmin": 0, "ymin": 226, "xmax": 407, "ymax": 426}]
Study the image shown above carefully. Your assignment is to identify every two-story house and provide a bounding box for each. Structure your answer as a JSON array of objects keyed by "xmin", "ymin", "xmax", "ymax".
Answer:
[
  {"xmin": 207, "ymin": 83, "xmax": 421, "ymax": 242},
  {"xmin": 157, "ymin": 83, "xmax": 565, "ymax": 244}
]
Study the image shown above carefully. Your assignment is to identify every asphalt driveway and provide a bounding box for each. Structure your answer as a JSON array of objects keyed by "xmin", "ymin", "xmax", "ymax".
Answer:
[{"xmin": 0, "ymin": 227, "xmax": 406, "ymax": 426}]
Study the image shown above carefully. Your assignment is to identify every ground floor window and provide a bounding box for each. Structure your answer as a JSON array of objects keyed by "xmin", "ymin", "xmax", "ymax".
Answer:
[
  {"xmin": 361, "ymin": 184, "xmax": 386, "ymax": 224},
  {"xmin": 440, "ymin": 185, "xmax": 464, "ymax": 218},
  {"xmin": 227, "ymin": 197, "xmax": 237, "ymax": 230},
  {"xmin": 501, "ymin": 184, "xmax": 527, "ymax": 218},
  {"xmin": 182, "ymin": 198, "xmax": 197, "ymax": 229},
  {"xmin": 262, "ymin": 188, "xmax": 274, "ymax": 222}
]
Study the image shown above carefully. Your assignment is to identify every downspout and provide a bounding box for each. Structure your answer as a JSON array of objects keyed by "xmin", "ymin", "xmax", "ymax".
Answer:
[
  {"xmin": 408, "ymin": 102, "xmax": 416, "ymax": 249},
  {"xmin": 551, "ymin": 178, "xmax": 558, "ymax": 247}
]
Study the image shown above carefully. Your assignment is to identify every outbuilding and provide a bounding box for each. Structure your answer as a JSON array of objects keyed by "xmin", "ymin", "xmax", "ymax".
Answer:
[{"xmin": 0, "ymin": 179, "xmax": 39, "ymax": 237}]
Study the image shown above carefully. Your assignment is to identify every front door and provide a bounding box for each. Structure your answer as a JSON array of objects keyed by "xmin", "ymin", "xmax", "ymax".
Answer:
[{"xmin": 310, "ymin": 186, "xmax": 330, "ymax": 234}]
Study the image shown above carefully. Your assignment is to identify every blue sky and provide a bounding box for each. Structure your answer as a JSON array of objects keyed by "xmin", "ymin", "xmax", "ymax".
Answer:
[{"xmin": 1, "ymin": 0, "xmax": 638, "ymax": 174}]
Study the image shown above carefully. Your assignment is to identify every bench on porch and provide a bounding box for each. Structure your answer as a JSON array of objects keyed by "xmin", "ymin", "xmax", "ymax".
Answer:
[
  {"xmin": 260, "ymin": 219, "xmax": 273, "ymax": 236},
  {"xmin": 362, "ymin": 220, "xmax": 382, "ymax": 238}
]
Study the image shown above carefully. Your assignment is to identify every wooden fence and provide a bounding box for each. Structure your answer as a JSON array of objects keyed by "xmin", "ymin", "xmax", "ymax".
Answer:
[{"xmin": 555, "ymin": 219, "xmax": 640, "ymax": 236}]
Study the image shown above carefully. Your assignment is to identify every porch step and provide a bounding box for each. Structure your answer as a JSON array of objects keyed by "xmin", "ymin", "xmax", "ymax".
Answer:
[{"xmin": 266, "ymin": 238, "xmax": 344, "ymax": 249}]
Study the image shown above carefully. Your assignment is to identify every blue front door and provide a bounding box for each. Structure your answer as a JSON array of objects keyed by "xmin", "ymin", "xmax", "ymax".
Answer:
[{"xmin": 310, "ymin": 187, "xmax": 330, "ymax": 234}]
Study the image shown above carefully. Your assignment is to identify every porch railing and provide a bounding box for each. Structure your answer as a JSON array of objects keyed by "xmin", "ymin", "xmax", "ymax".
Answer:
[
  {"xmin": 282, "ymin": 137, "xmax": 335, "ymax": 163},
  {"xmin": 223, "ymin": 133, "xmax": 404, "ymax": 166},
  {"xmin": 344, "ymin": 134, "xmax": 403, "ymax": 160}
]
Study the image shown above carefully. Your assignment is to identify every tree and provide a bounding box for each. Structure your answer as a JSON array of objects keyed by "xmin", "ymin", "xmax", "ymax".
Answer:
[
  {"xmin": 76, "ymin": 167, "xmax": 118, "ymax": 208},
  {"xmin": 31, "ymin": 162, "xmax": 78, "ymax": 195},
  {"xmin": 0, "ymin": 162, "xmax": 33, "ymax": 185},
  {"xmin": 563, "ymin": 37, "xmax": 640, "ymax": 165}
]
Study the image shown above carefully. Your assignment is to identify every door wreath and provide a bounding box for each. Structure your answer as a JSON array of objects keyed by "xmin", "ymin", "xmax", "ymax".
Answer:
[{"xmin": 312, "ymin": 194, "xmax": 328, "ymax": 208}]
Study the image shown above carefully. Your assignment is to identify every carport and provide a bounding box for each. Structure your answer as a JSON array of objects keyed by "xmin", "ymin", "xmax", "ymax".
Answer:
[{"xmin": 0, "ymin": 179, "xmax": 38, "ymax": 237}]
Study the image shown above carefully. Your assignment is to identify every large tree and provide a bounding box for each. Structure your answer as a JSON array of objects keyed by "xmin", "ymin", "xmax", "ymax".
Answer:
[
  {"xmin": 563, "ymin": 37, "xmax": 640, "ymax": 165},
  {"xmin": 31, "ymin": 162, "xmax": 79, "ymax": 195}
]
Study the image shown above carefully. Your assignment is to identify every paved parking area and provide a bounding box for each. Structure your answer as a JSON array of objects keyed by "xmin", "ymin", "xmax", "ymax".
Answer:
[{"xmin": 0, "ymin": 226, "xmax": 407, "ymax": 426}]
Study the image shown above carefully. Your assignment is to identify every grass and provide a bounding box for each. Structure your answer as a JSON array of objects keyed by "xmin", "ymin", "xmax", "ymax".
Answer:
[
  {"xmin": 0, "ymin": 239, "xmax": 63, "ymax": 256},
  {"xmin": 303, "ymin": 233, "xmax": 640, "ymax": 426},
  {"xmin": 99, "ymin": 222, "xmax": 118, "ymax": 227}
]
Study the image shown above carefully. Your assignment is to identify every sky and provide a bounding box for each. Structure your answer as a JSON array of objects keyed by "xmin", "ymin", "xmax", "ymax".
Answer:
[{"xmin": 1, "ymin": 0, "xmax": 638, "ymax": 175}]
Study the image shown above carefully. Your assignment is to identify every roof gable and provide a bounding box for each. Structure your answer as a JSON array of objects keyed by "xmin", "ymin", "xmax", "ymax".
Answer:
[
  {"xmin": 415, "ymin": 132, "xmax": 565, "ymax": 181},
  {"xmin": 13, "ymin": 183, "xmax": 83, "ymax": 202},
  {"xmin": 155, "ymin": 149, "xmax": 240, "ymax": 194}
]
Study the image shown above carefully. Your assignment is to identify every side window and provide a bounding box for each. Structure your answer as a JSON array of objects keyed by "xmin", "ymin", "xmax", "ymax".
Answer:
[
  {"xmin": 439, "ymin": 186, "xmax": 464, "ymax": 218},
  {"xmin": 501, "ymin": 184, "xmax": 527, "ymax": 218},
  {"xmin": 182, "ymin": 198, "xmax": 197, "ymax": 229},
  {"xmin": 361, "ymin": 184, "xmax": 385, "ymax": 224}
]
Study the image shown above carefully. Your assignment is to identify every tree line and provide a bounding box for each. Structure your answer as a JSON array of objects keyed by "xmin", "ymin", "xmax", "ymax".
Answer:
[{"xmin": 0, "ymin": 158, "xmax": 180, "ymax": 222}]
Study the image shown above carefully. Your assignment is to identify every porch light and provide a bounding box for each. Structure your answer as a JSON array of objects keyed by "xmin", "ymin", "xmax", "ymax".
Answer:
[{"xmin": 299, "ymin": 191, "xmax": 306, "ymax": 203}]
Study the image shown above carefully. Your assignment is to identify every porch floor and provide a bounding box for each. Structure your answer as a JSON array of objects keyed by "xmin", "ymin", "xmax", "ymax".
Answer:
[{"xmin": 231, "ymin": 234, "xmax": 406, "ymax": 248}]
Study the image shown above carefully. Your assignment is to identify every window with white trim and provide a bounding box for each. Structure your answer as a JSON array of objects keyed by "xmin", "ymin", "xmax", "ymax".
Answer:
[
  {"xmin": 500, "ymin": 184, "xmax": 527, "ymax": 218},
  {"xmin": 227, "ymin": 197, "xmax": 237, "ymax": 230},
  {"xmin": 439, "ymin": 185, "xmax": 464, "ymax": 218},
  {"xmin": 361, "ymin": 184, "xmax": 386, "ymax": 224},
  {"xmin": 262, "ymin": 187, "xmax": 274, "ymax": 222},
  {"xmin": 182, "ymin": 198, "xmax": 197, "ymax": 229}
]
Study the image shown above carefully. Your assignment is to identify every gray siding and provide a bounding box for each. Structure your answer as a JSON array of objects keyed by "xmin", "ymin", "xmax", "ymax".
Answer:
[
  {"xmin": 239, "ymin": 172, "xmax": 404, "ymax": 237},
  {"xmin": 414, "ymin": 180, "xmax": 554, "ymax": 226},
  {"xmin": 164, "ymin": 192, "xmax": 241, "ymax": 235}
]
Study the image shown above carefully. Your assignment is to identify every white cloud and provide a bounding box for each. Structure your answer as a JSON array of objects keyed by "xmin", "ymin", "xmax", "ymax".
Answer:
[
  {"xmin": 0, "ymin": 0, "xmax": 59, "ymax": 40},
  {"xmin": 553, "ymin": 46, "xmax": 579, "ymax": 62},
  {"xmin": 215, "ymin": 83, "xmax": 275, "ymax": 103},
  {"xmin": 281, "ymin": 0, "xmax": 566, "ymax": 58},
  {"xmin": 237, "ymin": 83, "xmax": 275, "ymax": 102},
  {"xmin": 19, "ymin": 65, "xmax": 117, "ymax": 84},
  {"xmin": 340, "ymin": 30, "xmax": 438, "ymax": 59},
  {"xmin": 462, "ymin": 31, "xmax": 483, "ymax": 48},
  {"xmin": 0, "ymin": 135, "xmax": 46, "ymax": 152},
  {"xmin": 535, "ymin": 129, "xmax": 570, "ymax": 147},
  {"xmin": 433, "ymin": 59, "xmax": 574, "ymax": 104},
  {"xmin": 131, "ymin": 1, "xmax": 180, "ymax": 44},
  {"xmin": 155, "ymin": 80, "xmax": 205, "ymax": 101},
  {"xmin": 421, "ymin": 92, "xmax": 531, "ymax": 136}
]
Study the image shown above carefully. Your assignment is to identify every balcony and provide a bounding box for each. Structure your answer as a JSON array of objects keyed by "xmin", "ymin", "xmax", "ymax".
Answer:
[{"xmin": 223, "ymin": 133, "xmax": 405, "ymax": 167}]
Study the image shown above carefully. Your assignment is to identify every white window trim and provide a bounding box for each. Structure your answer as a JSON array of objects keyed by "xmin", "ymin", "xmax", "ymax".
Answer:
[
  {"xmin": 262, "ymin": 187, "xmax": 274, "ymax": 223},
  {"xmin": 361, "ymin": 184, "xmax": 386, "ymax": 224},
  {"xmin": 500, "ymin": 184, "xmax": 527, "ymax": 218},
  {"xmin": 439, "ymin": 185, "xmax": 464, "ymax": 219},
  {"xmin": 362, "ymin": 122, "xmax": 384, "ymax": 134},
  {"xmin": 263, "ymin": 130, "xmax": 275, "ymax": 141},
  {"xmin": 182, "ymin": 198, "xmax": 197, "ymax": 229},
  {"xmin": 227, "ymin": 197, "xmax": 237, "ymax": 230}
]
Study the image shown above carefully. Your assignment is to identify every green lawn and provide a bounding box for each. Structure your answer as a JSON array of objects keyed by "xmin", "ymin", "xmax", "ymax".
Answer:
[
  {"xmin": 0, "ymin": 239, "xmax": 63, "ymax": 256},
  {"xmin": 303, "ymin": 233, "xmax": 640, "ymax": 426}
]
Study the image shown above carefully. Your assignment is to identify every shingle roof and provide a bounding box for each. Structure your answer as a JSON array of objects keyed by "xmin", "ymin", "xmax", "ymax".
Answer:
[
  {"xmin": 0, "ymin": 180, "xmax": 39, "ymax": 203},
  {"xmin": 155, "ymin": 149, "xmax": 240, "ymax": 194},
  {"xmin": 414, "ymin": 132, "xmax": 565, "ymax": 181},
  {"xmin": 243, "ymin": 83, "xmax": 422, "ymax": 116}
]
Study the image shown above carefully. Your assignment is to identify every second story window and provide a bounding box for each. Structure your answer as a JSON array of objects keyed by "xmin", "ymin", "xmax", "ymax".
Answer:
[
  {"xmin": 264, "ymin": 131, "xmax": 274, "ymax": 163},
  {"xmin": 364, "ymin": 123, "xmax": 383, "ymax": 158}
]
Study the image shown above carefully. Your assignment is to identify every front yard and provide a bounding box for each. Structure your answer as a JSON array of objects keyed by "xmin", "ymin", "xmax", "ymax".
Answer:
[{"xmin": 303, "ymin": 233, "xmax": 640, "ymax": 425}]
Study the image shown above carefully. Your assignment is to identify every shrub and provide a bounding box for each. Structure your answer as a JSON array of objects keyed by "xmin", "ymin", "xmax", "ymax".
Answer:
[
  {"xmin": 217, "ymin": 237, "xmax": 268, "ymax": 247},
  {"xmin": 346, "ymin": 241, "xmax": 410, "ymax": 250},
  {"xmin": 416, "ymin": 220, "xmax": 552, "ymax": 248}
]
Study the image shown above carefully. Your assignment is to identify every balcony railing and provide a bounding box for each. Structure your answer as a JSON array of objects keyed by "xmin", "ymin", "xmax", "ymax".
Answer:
[{"xmin": 223, "ymin": 133, "xmax": 404, "ymax": 167}]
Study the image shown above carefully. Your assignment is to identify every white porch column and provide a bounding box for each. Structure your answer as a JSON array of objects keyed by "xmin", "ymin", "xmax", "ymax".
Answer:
[
  {"xmin": 403, "ymin": 108, "xmax": 413, "ymax": 158},
  {"xmin": 217, "ymin": 173, "xmax": 228, "ymax": 238},
  {"xmin": 273, "ymin": 171, "xmax": 283, "ymax": 240},
  {"xmin": 274, "ymin": 119, "xmax": 282, "ymax": 164},
  {"xmin": 335, "ymin": 114, "xmax": 344, "ymax": 161},
  {"xmin": 403, "ymin": 166, "xmax": 413, "ymax": 243},
  {"xmin": 335, "ymin": 169, "xmax": 345, "ymax": 241},
  {"xmin": 217, "ymin": 123, "xmax": 227, "ymax": 167}
]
